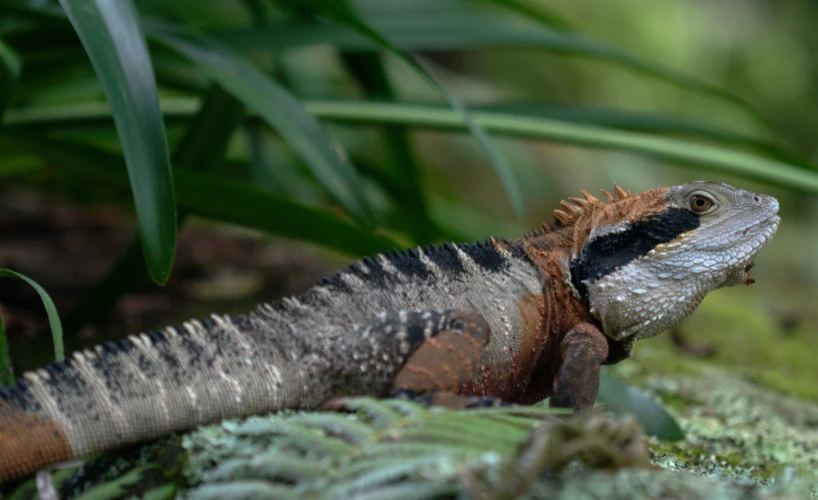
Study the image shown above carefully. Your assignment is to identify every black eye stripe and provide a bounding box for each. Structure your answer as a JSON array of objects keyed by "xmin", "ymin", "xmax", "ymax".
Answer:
[{"xmin": 570, "ymin": 207, "xmax": 700, "ymax": 302}]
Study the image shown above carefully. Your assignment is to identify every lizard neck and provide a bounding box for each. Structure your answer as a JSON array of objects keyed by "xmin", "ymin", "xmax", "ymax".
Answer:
[
  {"xmin": 471, "ymin": 237, "xmax": 597, "ymax": 404},
  {"xmin": 496, "ymin": 231, "xmax": 634, "ymax": 404},
  {"xmin": 515, "ymin": 230, "xmax": 594, "ymax": 332},
  {"xmin": 517, "ymin": 220, "xmax": 655, "ymax": 366}
]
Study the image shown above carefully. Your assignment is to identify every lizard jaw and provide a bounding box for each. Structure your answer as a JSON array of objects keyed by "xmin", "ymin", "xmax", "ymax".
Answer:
[
  {"xmin": 735, "ymin": 211, "xmax": 780, "ymax": 287},
  {"xmin": 743, "ymin": 261, "xmax": 755, "ymax": 286}
]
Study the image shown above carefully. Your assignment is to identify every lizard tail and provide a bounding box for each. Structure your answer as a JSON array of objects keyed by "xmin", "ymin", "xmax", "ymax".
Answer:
[
  {"xmin": 0, "ymin": 395, "xmax": 73, "ymax": 483},
  {"xmin": 0, "ymin": 315, "xmax": 302, "ymax": 484}
]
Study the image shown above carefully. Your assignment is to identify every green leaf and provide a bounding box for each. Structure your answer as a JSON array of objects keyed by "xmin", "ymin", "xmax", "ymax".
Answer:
[
  {"xmin": 174, "ymin": 397, "xmax": 648, "ymax": 497},
  {"xmin": 4, "ymin": 99, "xmax": 201, "ymax": 128},
  {"xmin": 303, "ymin": 100, "xmax": 818, "ymax": 194},
  {"xmin": 147, "ymin": 23, "xmax": 378, "ymax": 228},
  {"xmin": 338, "ymin": 51, "xmax": 438, "ymax": 244},
  {"xmin": 5, "ymin": 98, "xmax": 802, "ymax": 165},
  {"xmin": 279, "ymin": 0, "xmax": 526, "ymax": 216},
  {"xmin": 0, "ymin": 269, "xmax": 64, "ymax": 364},
  {"xmin": 0, "ymin": 1, "xmax": 66, "ymax": 23},
  {"xmin": 0, "ymin": 38, "xmax": 21, "ymax": 122},
  {"xmin": 0, "ymin": 0, "xmax": 770, "ymax": 128},
  {"xmin": 63, "ymin": 86, "xmax": 247, "ymax": 335},
  {"xmin": 596, "ymin": 370, "xmax": 684, "ymax": 441},
  {"xmin": 6, "ymin": 98, "xmax": 818, "ymax": 192},
  {"xmin": 0, "ymin": 134, "xmax": 397, "ymax": 257},
  {"xmin": 474, "ymin": 0, "xmax": 573, "ymax": 29},
  {"xmin": 215, "ymin": 9, "xmax": 763, "ymax": 124},
  {"xmin": 0, "ymin": 307, "xmax": 11, "ymax": 386},
  {"xmin": 58, "ymin": 0, "xmax": 176, "ymax": 285},
  {"xmin": 478, "ymin": 103, "xmax": 806, "ymax": 166},
  {"xmin": 173, "ymin": 85, "xmax": 246, "ymax": 172},
  {"xmin": 173, "ymin": 170, "xmax": 395, "ymax": 256},
  {"xmin": 415, "ymin": 55, "xmax": 525, "ymax": 217}
]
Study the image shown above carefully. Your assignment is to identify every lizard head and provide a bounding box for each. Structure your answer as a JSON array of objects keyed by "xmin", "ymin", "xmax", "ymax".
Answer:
[{"xmin": 561, "ymin": 181, "xmax": 780, "ymax": 347}]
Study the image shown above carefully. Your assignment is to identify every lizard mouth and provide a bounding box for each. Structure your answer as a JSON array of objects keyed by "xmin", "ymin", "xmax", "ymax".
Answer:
[
  {"xmin": 743, "ymin": 261, "xmax": 755, "ymax": 286},
  {"xmin": 740, "ymin": 212, "xmax": 779, "ymax": 287}
]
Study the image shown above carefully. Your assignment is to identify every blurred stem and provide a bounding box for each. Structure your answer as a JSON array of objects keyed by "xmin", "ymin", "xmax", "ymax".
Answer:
[
  {"xmin": 245, "ymin": 122, "xmax": 280, "ymax": 192},
  {"xmin": 62, "ymin": 85, "xmax": 245, "ymax": 335},
  {"xmin": 0, "ymin": 307, "xmax": 12, "ymax": 386},
  {"xmin": 0, "ymin": 39, "xmax": 21, "ymax": 123},
  {"xmin": 241, "ymin": 0, "xmax": 269, "ymax": 24},
  {"xmin": 61, "ymin": 237, "xmax": 144, "ymax": 335},
  {"xmin": 340, "ymin": 51, "xmax": 438, "ymax": 244},
  {"xmin": 351, "ymin": 154, "xmax": 461, "ymax": 242}
]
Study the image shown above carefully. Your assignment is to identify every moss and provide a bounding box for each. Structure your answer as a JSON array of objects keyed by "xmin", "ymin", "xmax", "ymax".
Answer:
[
  {"xmin": 611, "ymin": 340, "xmax": 704, "ymax": 387},
  {"xmin": 529, "ymin": 466, "xmax": 813, "ymax": 499},
  {"xmin": 599, "ymin": 285, "xmax": 818, "ymax": 498},
  {"xmin": 631, "ymin": 372, "xmax": 818, "ymax": 494},
  {"xmin": 669, "ymin": 288, "xmax": 818, "ymax": 401}
]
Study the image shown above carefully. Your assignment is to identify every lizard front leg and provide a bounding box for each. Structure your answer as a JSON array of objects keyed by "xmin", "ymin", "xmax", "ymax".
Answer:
[{"xmin": 550, "ymin": 322, "xmax": 609, "ymax": 411}]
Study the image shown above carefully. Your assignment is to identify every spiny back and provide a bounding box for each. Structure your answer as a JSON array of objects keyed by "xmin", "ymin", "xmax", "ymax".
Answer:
[
  {"xmin": 523, "ymin": 184, "xmax": 671, "ymax": 257},
  {"xmin": 249, "ymin": 239, "xmax": 532, "ymax": 333}
]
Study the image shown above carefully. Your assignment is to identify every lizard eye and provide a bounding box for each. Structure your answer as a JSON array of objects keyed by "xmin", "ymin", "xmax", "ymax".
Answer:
[{"xmin": 689, "ymin": 194, "xmax": 714, "ymax": 214}]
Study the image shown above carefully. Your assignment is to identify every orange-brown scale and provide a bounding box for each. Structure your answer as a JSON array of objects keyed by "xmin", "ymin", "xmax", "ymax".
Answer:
[
  {"xmin": 0, "ymin": 404, "xmax": 72, "ymax": 482},
  {"xmin": 393, "ymin": 311, "xmax": 489, "ymax": 393}
]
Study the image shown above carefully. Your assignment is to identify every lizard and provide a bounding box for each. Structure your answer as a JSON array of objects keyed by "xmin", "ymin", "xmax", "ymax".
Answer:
[{"xmin": 0, "ymin": 181, "xmax": 780, "ymax": 484}]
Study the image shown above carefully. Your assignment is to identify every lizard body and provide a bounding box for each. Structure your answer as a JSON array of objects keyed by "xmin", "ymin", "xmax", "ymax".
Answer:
[{"xmin": 0, "ymin": 181, "xmax": 780, "ymax": 483}]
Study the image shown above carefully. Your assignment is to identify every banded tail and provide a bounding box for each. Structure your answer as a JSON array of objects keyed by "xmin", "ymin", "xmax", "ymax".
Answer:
[
  {"xmin": 0, "ymin": 314, "xmax": 305, "ymax": 483},
  {"xmin": 0, "ymin": 303, "xmax": 472, "ymax": 482}
]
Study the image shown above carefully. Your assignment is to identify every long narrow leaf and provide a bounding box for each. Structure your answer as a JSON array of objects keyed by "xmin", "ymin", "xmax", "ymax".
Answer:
[
  {"xmin": 0, "ymin": 135, "xmax": 397, "ymax": 257},
  {"xmin": 480, "ymin": 103, "xmax": 805, "ymax": 166},
  {"xmin": 304, "ymin": 100, "xmax": 818, "ymax": 193},
  {"xmin": 4, "ymin": 99, "xmax": 799, "ymax": 165},
  {"xmin": 174, "ymin": 171, "xmax": 395, "ymax": 256},
  {"xmin": 0, "ymin": 38, "xmax": 21, "ymax": 121},
  {"xmin": 339, "ymin": 52, "xmax": 438, "ymax": 243},
  {"xmin": 281, "ymin": 1, "xmax": 525, "ymax": 216},
  {"xmin": 62, "ymin": 86, "xmax": 246, "ymax": 335},
  {"xmin": 0, "ymin": 308, "xmax": 11, "ymax": 386},
  {"xmin": 5, "ymin": 98, "xmax": 817, "ymax": 191},
  {"xmin": 473, "ymin": 0, "xmax": 573, "ymax": 29},
  {"xmin": 414, "ymin": 55, "xmax": 525, "ymax": 216},
  {"xmin": 0, "ymin": 269, "xmax": 64, "ymax": 363},
  {"xmin": 0, "ymin": 0, "xmax": 771, "ymax": 129},
  {"xmin": 147, "ymin": 23, "xmax": 377, "ymax": 228},
  {"xmin": 58, "ymin": 0, "xmax": 176, "ymax": 285},
  {"xmin": 215, "ymin": 13, "xmax": 763, "ymax": 125}
]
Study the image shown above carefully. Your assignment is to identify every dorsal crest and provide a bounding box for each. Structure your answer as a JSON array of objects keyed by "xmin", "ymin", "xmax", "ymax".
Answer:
[
  {"xmin": 524, "ymin": 183, "xmax": 671, "ymax": 243},
  {"xmin": 552, "ymin": 184, "xmax": 632, "ymax": 226}
]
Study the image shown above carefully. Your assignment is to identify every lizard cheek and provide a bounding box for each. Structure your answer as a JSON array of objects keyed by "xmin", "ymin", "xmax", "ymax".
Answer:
[{"xmin": 586, "ymin": 255, "xmax": 717, "ymax": 344}]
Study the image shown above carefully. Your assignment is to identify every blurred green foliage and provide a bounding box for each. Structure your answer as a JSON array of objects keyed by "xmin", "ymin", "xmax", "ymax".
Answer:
[{"xmin": 2, "ymin": 0, "xmax": 817, "ymax": 267}]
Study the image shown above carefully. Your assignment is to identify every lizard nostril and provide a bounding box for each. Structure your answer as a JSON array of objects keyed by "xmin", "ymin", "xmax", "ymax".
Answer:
[{"xmin": 753, "ymin": 196, "xmax": 761, "ymax": 202}]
